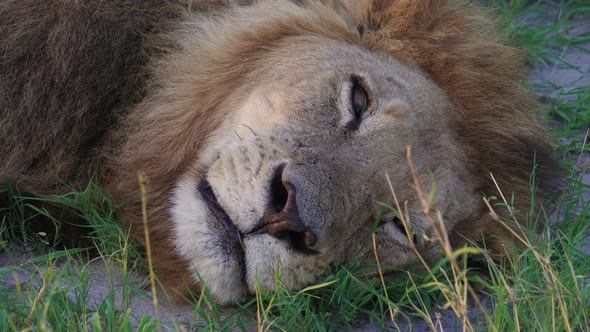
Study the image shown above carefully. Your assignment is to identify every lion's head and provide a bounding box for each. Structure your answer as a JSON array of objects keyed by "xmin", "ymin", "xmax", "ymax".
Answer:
[{"xmin": 107, "ymin": 0, "xmax": 559, "ymax": 303}]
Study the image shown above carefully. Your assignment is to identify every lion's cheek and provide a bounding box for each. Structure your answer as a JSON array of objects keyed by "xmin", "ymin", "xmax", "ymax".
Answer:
[{"xmin": 243, "ymin": 235, "xmax": 332, "ymax": 293}]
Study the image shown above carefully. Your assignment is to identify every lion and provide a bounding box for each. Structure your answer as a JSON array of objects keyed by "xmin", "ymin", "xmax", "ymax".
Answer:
[{"xmin": 0, "ymin": 0, "xmax": 559, "ymax": 303}]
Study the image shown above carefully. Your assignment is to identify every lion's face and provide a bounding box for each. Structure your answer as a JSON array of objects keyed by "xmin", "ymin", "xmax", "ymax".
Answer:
[{"xmin": 170, "ymin": 38, "xmax": 478, "ymax": 302}]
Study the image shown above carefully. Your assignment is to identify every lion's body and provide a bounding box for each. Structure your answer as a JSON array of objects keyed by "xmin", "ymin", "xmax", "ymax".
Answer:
[{"xmin": 1, "ymin": 0, "xmax": 559, "ymax": 303}]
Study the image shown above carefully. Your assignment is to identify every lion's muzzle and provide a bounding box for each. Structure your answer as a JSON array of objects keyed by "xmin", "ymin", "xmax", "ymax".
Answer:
[
  {"xmin": 249, "ymin": 164, "xmax": 319, "ymax": 255},
  {"xmin": 197, "ymin": 178, "xmax": 243, "ymax": 243}
]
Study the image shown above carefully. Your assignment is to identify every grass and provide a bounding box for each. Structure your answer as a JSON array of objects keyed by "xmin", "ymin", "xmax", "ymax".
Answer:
[
  {"xmin": 1, "ymin": 0, "xmax": 589, "ymax": 331},
  {"xmin": 493, "ymin": 0, "xmax": 590, "ymax": 67}
]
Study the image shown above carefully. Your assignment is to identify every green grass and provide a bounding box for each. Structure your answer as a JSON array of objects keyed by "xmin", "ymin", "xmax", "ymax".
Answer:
[
  {"xmin": 491, "ymin": 0, "xmax": 590, "ymax": 67},
  {"xmin": 1, "ymin": 1, "xmax": 589, "ymax": 331}
]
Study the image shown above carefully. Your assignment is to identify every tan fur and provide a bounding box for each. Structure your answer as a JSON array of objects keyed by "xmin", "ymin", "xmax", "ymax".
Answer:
[{"xmin": 1, "ymin": 0, "xmax": 559, "ymax": 303}]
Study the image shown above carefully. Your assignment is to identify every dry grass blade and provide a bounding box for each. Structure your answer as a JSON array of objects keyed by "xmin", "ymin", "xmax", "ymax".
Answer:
[
  {"xmin": 371, "ymin": 233, "xmax": 396, "ymax": 323},
  {"xmin": 26, "ymin": 266, "xmax": 48, "ymax": 324},
  {"xmin": 138, "ymin": 173, "xmax": 161, "ymax": 331}
]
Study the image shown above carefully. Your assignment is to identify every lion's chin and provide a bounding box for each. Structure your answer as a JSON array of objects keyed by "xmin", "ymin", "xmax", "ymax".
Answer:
[{"xmin": 242, "ymin": 234, "xmax": 332, "ymax": 294}]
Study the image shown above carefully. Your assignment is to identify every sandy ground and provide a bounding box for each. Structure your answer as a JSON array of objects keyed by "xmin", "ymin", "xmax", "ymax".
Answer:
[{"xmin": 1, "ymin": 7, "xmax": 588, "ymax": 332}]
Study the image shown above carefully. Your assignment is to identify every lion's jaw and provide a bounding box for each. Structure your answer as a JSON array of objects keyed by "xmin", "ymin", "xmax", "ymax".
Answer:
[{"xmin": 170, "ymin": 39, "xmax": 478, "ymax": 303}]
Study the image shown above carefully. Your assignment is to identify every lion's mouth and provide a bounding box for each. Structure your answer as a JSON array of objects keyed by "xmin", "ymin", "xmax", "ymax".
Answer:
[{"xmin": 197, "ymin": 178, "xmax": 243, "ymax": 243}]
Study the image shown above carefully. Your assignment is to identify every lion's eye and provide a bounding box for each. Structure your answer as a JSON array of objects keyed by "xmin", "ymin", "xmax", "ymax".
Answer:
[
  {"xmin": 351, "ymin": 78, "xmax": 368, "ymax": 117},
  {"xmin": 344, "ymin": 76, "xmax": 370, "ymax": 131}
]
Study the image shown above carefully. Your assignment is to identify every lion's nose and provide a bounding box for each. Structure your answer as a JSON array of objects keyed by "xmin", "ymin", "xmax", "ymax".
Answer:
[{"xmin": 255, "ymin": 164, "xmax": 318, "ymax": 253}]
